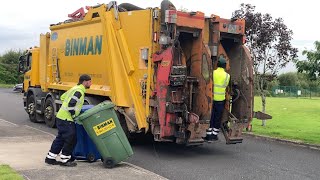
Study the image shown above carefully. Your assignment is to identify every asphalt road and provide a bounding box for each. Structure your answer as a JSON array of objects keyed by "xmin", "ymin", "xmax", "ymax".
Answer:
[{"xmin": 1, "ymin": 88, "xmax": 319, "ymax": 180}]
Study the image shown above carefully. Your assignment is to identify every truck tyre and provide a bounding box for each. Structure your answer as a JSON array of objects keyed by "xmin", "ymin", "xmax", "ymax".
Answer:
[
  {"xmin": 117, "ymin": 112, "xmax": 130, "ymax": 139},
  {"xmin": 84, "ymin": 96, "xmax": 100, "ymax": 105},
  {"xmin": 44, "ymin": 97, "xmax": 56, "ymax": 128},
  {"xmin": 116, "ymin": 111, "xmax": 144, "ymax": 143},
  {"xmin": 27, "ymin": 94, "xmax": 37, "ymax": 123},
  {"xmin": 115, "ymin": 109, "xmax": 132, "ymax": 140}
]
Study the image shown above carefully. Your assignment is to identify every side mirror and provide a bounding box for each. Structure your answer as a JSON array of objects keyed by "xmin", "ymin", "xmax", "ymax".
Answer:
[{"xmin": 18, "ymin": 56, "xmax": 25, "ymax": 73}]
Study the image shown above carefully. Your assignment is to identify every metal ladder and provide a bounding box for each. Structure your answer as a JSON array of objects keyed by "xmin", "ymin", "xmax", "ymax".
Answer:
[{"xmin": 51, "ymin": 48, "xmax": 60, "ymax": 82}]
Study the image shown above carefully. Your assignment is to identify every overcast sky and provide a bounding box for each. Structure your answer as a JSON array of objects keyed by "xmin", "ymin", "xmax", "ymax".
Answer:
[{"xmin": 0, "ymin": 0, "xmax": 317, "ymax": 72}]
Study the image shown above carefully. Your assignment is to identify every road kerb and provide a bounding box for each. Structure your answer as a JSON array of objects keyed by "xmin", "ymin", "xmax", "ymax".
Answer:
[{"xmin": 0, "ymin": 120, "xmax": 166, "ymax": 179}]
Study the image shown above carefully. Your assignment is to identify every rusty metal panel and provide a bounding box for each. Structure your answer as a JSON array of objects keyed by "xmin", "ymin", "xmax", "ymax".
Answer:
[{"xmin": 152, "ymin": 47, "xmax": 175, "ymax": 138}]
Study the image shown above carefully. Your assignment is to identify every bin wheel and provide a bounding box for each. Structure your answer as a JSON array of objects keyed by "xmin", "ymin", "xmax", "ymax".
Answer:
[
  {"xmin": 87, "ymin": 153, "xmax": 96, "ymax": 163},
  {"xmin": 103, "ymin": 157, "xmax": 115, "ymax": 168}
]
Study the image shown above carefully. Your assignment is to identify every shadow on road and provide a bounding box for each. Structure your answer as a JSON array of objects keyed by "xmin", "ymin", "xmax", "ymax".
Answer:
[{"xmin": 129, "ymin": 133, "xmax": 232, "ymax": 159}]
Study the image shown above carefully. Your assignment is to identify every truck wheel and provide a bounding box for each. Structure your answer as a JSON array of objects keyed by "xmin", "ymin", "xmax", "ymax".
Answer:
[
  {"xmin": 44, "ymin": 97, "xmax": 56, "ymax": 128},
  {"xmin": 84, "ymin": 96, "xmax": 100, "ymax": 105},
  {"xmin": 117, "ymin": 112, "xmax": 130, "ymax": 139},
  {"xmin": 27, "ymin": 95, "xmax": 37, "ymax": 123},
  {"xmin": 103, "ymin": 157, "xmax": 115, "ymax": 168}
]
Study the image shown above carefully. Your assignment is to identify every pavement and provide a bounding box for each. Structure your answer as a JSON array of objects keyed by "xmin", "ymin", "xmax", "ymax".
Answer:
[{"xmin": 0, "ymin": 119, "xmax": 167, "ymax": 180}]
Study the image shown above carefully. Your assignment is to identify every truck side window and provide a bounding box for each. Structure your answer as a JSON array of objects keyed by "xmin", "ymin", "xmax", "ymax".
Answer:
[{"xmin": 26, "ymin": 54, "xmax": 32, "ymax": 70}]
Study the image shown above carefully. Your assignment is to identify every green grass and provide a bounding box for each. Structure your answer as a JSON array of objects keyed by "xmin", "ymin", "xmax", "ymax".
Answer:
[
  {"xmin": 0, "ymin": 84, "xmax": 14, "ymax": 88},
  {"xmin": 252, "ymin": 96, "xmax": 320, "ymax": 145},
  {"xmin": 0, "ymin": 165, "xmax": 23, "ymax": 180}
]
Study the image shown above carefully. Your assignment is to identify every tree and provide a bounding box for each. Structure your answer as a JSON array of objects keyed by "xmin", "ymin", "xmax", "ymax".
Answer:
[
  {"xmin": 295, "ymin": 41, "xmax": 320, "ymax": 81},
  {"xmin": 0, "ymin": 50, "xmax": 24, "ymax": 84},
  {"xmin": 278, "ymin": 72, "xmax": 299, "ymax": 87},
  {"xmin": 296, "ymin": 73, "xmax": 309, "ymax": 89},
  {"xmin": 233, "ymin": 4, "xmax": 298, "ymax": 126}
]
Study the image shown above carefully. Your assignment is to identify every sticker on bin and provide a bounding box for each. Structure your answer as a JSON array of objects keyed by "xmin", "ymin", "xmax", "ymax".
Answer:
[{"xmin": 93, "ymin": 118, "xmax": 116, "ymax": 136}]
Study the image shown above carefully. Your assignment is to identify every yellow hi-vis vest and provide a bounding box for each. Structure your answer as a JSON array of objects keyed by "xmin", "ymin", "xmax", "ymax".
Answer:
[
  {"xmin": 213, "ymin": 67, "xmax": 230, "ymax": 101},
  {"xmin": 56, "ymin": 84, "xmax": 85, "ymax": 121}
]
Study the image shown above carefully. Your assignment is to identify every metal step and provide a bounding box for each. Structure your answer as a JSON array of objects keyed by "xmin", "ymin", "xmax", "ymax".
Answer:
[
  {"xmin": 186, "ymin": 138, "xmax": 205, "ymax": 146},
  {"xmin": 171, "ymin": 66, "xmax": 186, "ymax": 75},
  {"xmin": 169, "ymin": 75, "xmax": 186, "ymax": 86},
  {"xmin": 226, "ymin": 137, "xmax": 243, "ymax": 144}
]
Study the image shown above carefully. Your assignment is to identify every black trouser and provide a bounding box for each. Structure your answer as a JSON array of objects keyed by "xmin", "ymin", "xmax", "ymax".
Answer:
[
  {"xmin": 210, "ymin": 100, "xmax": 225, "ymax": 129},
  {"xmin": 49, "ymin": 118, "xmax": 76, "ymax": 156}
]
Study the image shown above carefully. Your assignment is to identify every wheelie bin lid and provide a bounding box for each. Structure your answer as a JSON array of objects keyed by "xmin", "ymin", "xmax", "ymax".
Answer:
[{"xmin": 75, "ymin": 101, "xmax": 115, "ymax": 123}]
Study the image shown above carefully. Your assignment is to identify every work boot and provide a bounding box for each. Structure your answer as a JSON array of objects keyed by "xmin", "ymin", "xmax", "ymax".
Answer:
[
  {"xmin": 60, "ymin": 159, "xmax": 77, "ymax": 167},
  {"xmin": 204, "ymin": 129, "xmax": 214, "ymax": 142},
  {"xmin": 204, "ymin": 135, "xmax": 214, "ymax": 142},
  {"xmin": 69, "ymin": 155, "xmax": 76, "ymax": 162},
  {"xmin": 211, "ymin": 134, "xmax": 218, "ymax": 141},
  {"xmin": 45, "ymin": 157, "xmax": 61, "ymax": 165},
  {"xmin": 211, "ymin": 128, "xmax": 219, "ymax": 141},
  {"xmin": 60, "ymin": 161, "xmax": 77, "ymax": 167}
]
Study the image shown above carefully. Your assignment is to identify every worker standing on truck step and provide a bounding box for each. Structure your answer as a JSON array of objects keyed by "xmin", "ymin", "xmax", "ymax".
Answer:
[
  {"xmin": 204, "ymin": 56, "xmax": 230, "ymax": 142},
  {"xmin": 45, "ymin": 74, "xmax": 92, "ymax": 167}
]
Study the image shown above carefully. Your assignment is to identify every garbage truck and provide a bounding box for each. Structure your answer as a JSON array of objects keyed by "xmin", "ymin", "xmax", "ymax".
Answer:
[{"xmin": 18, "ymin": 0, "xmax": 269, "ymax": 145}]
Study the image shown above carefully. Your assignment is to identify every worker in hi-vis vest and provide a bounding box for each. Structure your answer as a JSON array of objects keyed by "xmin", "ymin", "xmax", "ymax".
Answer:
[
  {"xmin": 45, "ymin": 74, "xmax": 92, "ymax": 167},
  {"xmin": 205, "ymin": 56, "xmax": 230, "ymax": 142}
]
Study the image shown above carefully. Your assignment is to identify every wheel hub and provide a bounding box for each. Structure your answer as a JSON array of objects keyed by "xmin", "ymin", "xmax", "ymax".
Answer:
[
  {"xmin": 45, "ymin": 106, "xmax": 53, "ymax": 119},
  {"xmin": 28, "ymin": 103, "xmax": 35, "ymax": 115}
]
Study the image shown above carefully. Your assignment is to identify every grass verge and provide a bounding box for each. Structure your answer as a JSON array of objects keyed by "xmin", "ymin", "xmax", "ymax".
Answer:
[
  {"xmin": 252, "ymin": 96, "xmax": 320, "ymax": 145},
  {"xmin": 0, "ymin": 84, "xmax": 14, "ymax": 88},
  {"xmin": 0, "ymin": 165, "xmax": 23, "ymax": 180}
]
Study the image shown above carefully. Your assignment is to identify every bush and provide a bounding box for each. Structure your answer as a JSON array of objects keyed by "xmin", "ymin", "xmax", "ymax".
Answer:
[
  {"xmin": 278, "ymin": 72, "xmax": 299, "ymax": 87},
  {"xmin": 0, "ymin": 50, "xmax": 24, "ymax": 84}
]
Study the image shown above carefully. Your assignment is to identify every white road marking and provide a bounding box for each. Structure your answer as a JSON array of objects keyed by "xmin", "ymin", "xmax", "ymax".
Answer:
[
  {"xmin": 24, "ymin": 125, "xmax": 56, "ymax": 138},
  {"xmin": 0, "ymin": 118, "xmax": 18, "ymax": 126}
]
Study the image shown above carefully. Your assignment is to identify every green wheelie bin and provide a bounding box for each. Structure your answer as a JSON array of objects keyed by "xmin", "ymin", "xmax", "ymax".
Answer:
[{"xmin": 75, "ymin": 101, "xmax": 133, "ymax": 168}]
